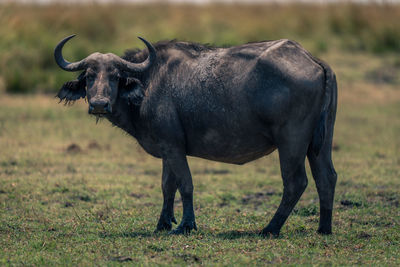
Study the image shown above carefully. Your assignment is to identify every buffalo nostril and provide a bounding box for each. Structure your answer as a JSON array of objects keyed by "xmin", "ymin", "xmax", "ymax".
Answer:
[
  {"xmin": 105, "ymin": 103, "xmax": 112, "ymax": 113},
  {"xmin": 89, "ymin": 105, "xmax": 94, "ymax": 114}
]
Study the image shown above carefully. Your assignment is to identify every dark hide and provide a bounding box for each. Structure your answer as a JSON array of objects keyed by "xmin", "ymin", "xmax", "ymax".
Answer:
[{"xmin": 56, "ymin": 38, "xmax": 338, "ymax": 237}]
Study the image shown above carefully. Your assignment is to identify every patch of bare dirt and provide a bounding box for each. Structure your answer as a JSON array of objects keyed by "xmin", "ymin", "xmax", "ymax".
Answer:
[
  {"xmin": 357, "ymin": 232, "xmax": 372, "ymax": 239},
  {"xmin": 143, "ymin": 169, "xmax": 160, "ymax": 176},
  {"xmin": 332, "ymin": 142, "xmax": 340, "ymax": 151},
  {"xmin": 366, "ymin": 65, "xmax": 400, "ymax": 85},
  {"xmin": 87, "ymin": 141, "xmax": 101, "ymax": 150},
  {"xmin": 339, "ymin": 83, "xmax": 400, "ymax": 105},
  {"xmin": 129, "ymin": 192, "xmax": 148, "ymax": 199},
  {"xmin": 193, "ymin": 168, "xmax": 231, "ymax": 175},
  {"xmin": 110, "ymin": 256, "xmax": 133, "ymax": 262},
  {"xmin": 64, "ymin": 201, "xmax": 73, "ymax": 207},
  {"xmin": 340, "ymin": 200, "xmax": 362, "ymax": 207},
  {"xmin": 367, "ymin": 190, "xmax": 399, "ymax": 207},
  {"xmin": 242, "ymin": 191, "xmax": 279, "ymax": 205},
  {"xmin": 65, "ymin": 143, "xmax": 82, "ymax": 154}
]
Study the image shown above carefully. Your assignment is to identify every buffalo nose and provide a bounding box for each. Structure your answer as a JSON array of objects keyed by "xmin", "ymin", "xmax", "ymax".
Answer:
[{"xmin": 89, "ymin": 99, "xmax": 111, "ymax": 114}]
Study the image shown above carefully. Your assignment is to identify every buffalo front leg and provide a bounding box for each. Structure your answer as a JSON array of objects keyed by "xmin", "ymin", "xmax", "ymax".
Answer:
[
  {"xmin": 155, "ymin": 159, "xmax": 178, "ymax": 232},
  {"xmin": 163, "ymin": 153, "xmax": 197, "ymax": 235}
]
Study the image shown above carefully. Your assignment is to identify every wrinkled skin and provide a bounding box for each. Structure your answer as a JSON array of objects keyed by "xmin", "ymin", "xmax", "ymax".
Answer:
[{"xmin": 56, "ymin": 37, "xmax": 338, "ymax": 236}]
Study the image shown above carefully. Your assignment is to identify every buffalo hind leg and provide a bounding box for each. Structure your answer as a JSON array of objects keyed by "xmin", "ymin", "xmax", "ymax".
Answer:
[
  {"xmin": 155, "ymin": 160, "xmax": 178, "ymax": 232},
  {"xmin": 261, "ymin": 141, "xmax": 308, "ymax": 237},
  {"xmin": 307, "ymin": 136, "xmax": 337, "ymax": 234}
]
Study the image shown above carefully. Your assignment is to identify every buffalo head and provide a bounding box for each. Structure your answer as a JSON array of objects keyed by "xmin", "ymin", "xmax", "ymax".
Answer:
[{"xmin": 54, "ymin": 35, "xmax": 156, "ymax": 115}]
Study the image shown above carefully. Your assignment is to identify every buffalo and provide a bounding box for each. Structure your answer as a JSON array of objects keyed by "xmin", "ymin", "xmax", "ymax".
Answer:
[{"xmin": 55, "ymin": 35, "xmax": 337, "ymax": 236}]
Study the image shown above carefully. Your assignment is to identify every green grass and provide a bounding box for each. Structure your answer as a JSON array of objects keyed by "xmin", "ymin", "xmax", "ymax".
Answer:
[{"xmin": 0, "ymin": 82, "xmax": 399, "ymax": 265}]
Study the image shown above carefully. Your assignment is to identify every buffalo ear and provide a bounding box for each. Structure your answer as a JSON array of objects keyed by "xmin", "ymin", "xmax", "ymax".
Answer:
[
  {"xmin": 56, "ymin": 72, "xmax": 86, "ymax": 103},
  {"xmin": 119, "ymin": 77, "xmax": 144, "ymax": 106}
]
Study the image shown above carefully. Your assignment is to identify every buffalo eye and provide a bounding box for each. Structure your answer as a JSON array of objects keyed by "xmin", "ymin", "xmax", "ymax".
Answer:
[
  {"xmin": 109, "ymin": 70, "xmax": 120, "ymax": 82},
  {"xmin": 85, "ymin": 70, "xmax": 96, "ymax": 82}
]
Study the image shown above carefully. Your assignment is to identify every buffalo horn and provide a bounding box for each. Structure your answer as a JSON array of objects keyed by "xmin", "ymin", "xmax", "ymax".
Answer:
[
  {"xmin": 54, "ymin": 34, "xmax": 87, "ymax": 72},
  {"xmin": 116, "ymin": 37, "xmax": 156, "ymax": 73}
]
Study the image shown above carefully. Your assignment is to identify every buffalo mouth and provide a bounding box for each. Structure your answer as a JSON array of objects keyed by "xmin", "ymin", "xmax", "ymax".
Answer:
[
  {"xmin": 89, "ymin": 110, "xmax": 108, "ymax": 115},
  {"xmin": 88, "ymin": 104, "xmax": 112, "ymax": 115}
]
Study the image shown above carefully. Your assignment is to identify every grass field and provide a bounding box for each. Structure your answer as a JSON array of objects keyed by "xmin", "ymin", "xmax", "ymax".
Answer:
[
  {"xmin": 0, "ymin": 72, "xmax": 399, "ymax": 265},
  {"xmin": 0, "ymin": 2, "xmax": 400, "ymax": 266}
]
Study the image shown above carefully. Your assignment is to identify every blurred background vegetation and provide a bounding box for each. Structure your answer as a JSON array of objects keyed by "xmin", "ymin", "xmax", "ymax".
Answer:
[
  {"xmin": 0, "ymin": 3, "xmax": 400, "ymax": 93},
  {"xmin": 0, "ymin": 2, "xmax": 399, "ymax": 94}
]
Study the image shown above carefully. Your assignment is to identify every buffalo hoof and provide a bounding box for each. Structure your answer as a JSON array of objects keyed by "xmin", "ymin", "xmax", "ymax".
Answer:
[
  {"xmin": 260, "ymin": 227, "xmax": 280, "ymax": 238},
  {"xmin": 169, "ymin": 220, "xmax": 197, "ymax": 235},
  {"xmin": 317, "ymin": 227, "xmax": 332, "ymax": 235},
  {"xmin": 154, "ymin": 215, "xmax": 177, "ymax": 233}
]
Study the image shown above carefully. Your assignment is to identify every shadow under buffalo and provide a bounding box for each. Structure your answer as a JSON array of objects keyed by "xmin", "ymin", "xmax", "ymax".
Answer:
[
  {"xmin": 99, "ymin": 230, "xmax": 153, "ymax": 239},
  {"xmin": 215, "ymin": 230, "xmax": 267, "ymax": 240},
  {"xmin": 98, "ymin": 229, "xmax": 282, "ymax": 239}
]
